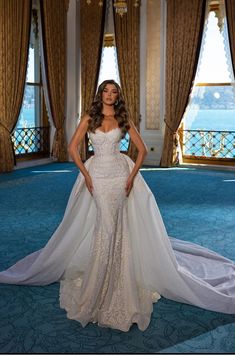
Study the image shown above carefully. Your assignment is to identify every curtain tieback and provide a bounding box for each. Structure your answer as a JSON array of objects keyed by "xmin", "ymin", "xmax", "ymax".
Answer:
[
  {"xmin": 164, "ymin": 119, "xmax": 176, "ymax": 134},
  {"xmin": 55, "ymin": 126, "xmax": 65, "ymax": 141},
  {"xmin": 56, "ymin": 126, "xmax": 64, "ymax": 134},
  {"xmin": 0, "ymin": 123, "xmax": 11, "ymax": 134}
]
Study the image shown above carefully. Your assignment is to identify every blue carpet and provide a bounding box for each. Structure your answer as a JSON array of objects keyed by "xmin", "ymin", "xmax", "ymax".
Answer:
[{"xmin": 0, "ymin": 162, "xmax": 235, "ymax": 353}]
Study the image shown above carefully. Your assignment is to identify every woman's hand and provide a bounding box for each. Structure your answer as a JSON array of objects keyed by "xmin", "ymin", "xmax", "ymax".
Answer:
[
  {"xmin": 125, "ymin": 175, "xmax": 135, "ymax": 196},
  {"xmin": 85, "ymin": 174, "xmax": 93, "ymax": 195}
]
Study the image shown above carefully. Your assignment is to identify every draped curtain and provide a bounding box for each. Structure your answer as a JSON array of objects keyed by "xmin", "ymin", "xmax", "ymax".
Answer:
[
  {"xmin": 40, "ymin": 0, "xmax": 68, "ymax": 162},
  {"xmin": 80, "ymin": 0, "xmax": 106, "ymax": 161},
  {"xmin": 225, "ymin": 0, "xmax": 235, "ymax": 76},
  {"xmin": 0, "ymin": 0, "xmax": 31, "ymax": 173},
  {"xmin": 160, "ymin": 0, "xmax": 206, "ymax": 167},
  {"xmin": 114, "ymin": 0, "xmax": 140, "ymax": 161}
]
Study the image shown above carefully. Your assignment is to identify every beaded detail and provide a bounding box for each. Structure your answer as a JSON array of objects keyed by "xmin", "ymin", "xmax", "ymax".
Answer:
[{"xmin": 59, "ymin": 127, "xmax": 161, "ymax": 331}]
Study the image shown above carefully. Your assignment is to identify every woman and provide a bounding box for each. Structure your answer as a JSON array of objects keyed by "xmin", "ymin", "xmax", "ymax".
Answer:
[{"xmin": 0, "ymin": 80, "xmax": 235, "ymax": 332}]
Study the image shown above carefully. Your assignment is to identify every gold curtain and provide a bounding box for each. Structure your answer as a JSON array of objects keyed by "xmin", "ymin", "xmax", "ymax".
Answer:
[
  {"xmin": 80, "ymin": 0, "xmax": 106, "ymax": 161},
  {"xmin": 114, "ymin": 0, "xmax": 140, "ymax": 161},
  {"xmin": 160, "ymin": 0, "xmax": 206, "ymax": 167},
  {"xmin": 0, "ymin": 0, "xmax": 31, "ymax": 173},
  {"xmin": 40, "ymin": 0, "xmax": 68, "ymax": 162},
  {"xmin": 225, "ymin": 0, "xmax": 235, "ymax": 75}
]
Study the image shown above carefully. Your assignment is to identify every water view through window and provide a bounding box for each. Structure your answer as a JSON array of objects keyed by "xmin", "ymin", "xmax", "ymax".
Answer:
[
  {"xmin": 17, "ymin": 48, "xmax": 38, "ymax": 129},
  {"xmin": 13, "ymin": 14, "xmax": 49, "ymax": 157},
  {"xmin": 182, "ymin": 11, "xmax": 235, "ymax": 159}
]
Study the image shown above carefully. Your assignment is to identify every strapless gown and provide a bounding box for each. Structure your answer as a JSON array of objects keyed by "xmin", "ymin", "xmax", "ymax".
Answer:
[{"xmin": 0, "ymin": 127, "xmax": 235, "ymax": 331}]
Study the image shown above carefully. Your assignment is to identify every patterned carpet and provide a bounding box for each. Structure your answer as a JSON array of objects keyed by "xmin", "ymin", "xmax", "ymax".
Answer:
[{"xmin": 0, "ymin": 162, "xmax": 235, "ymax": 353}]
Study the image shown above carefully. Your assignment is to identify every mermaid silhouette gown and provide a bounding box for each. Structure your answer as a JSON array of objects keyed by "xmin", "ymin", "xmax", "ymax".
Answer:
[{"xmin": 0, "ymin": 127, "xmax": 235, "ymax": 331}]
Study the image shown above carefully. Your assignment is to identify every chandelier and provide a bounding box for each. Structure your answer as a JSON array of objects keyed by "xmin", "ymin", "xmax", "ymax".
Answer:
[
  {"xmin": 114, "ymin": 1, "xmax": 127, "ymax": 16},
  {"xmin": 86, "ymin": 0, "xmax": 140, "ymax": 17}
]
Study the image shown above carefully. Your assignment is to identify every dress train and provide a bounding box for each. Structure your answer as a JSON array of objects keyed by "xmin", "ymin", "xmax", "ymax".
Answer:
[{"xmin": 0, "ymin": 128, "xmax": 235, "ymax": 331}]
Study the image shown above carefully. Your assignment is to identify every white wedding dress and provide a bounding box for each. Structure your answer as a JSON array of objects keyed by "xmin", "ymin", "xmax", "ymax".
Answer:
[{"xmin": 0, "ymin": 127, "xmax": 235, "ymax": 331}]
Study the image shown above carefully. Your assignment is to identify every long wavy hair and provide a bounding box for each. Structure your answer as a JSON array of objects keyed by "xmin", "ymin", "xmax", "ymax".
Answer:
[{"xmin": 88, "ymin": 79, "xmax": 130, "ymax": 137}]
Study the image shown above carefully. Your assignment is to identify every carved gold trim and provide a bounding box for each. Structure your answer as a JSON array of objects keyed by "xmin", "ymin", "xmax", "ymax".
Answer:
[
  {"xmin": 103, "ymin": 33, "xmax": 115, "ymax": 47},
  {"xmin": 182, "ymin": 156, "xmax": 235, "ymax": 166},
  {"xmin": 196, "ymin": 82, "xmax": 231, "ymax": 86}
]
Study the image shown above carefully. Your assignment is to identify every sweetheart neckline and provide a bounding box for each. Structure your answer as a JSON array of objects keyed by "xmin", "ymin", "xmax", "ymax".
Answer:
[{"xmin": 95, "ymin": 127, "xmax": 120, "ymax": 134}]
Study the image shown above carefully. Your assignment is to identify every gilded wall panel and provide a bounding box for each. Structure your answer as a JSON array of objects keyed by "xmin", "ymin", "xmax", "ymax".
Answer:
[{"xmin": 146, "ymin": 0, "xmax": 161, "ymax": 130}]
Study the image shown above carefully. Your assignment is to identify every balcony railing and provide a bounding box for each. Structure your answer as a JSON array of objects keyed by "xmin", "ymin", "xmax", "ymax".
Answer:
[
  {"xmin": 180, "ymin": 129, "xmax": 235, "ymax": 160},
  {"xmin": 11, "ymin": 126, "xmax": 50, "ymax": 157}
]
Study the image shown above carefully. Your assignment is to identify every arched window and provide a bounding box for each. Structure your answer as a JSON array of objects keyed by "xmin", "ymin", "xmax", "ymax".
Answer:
[
  {"xmin": 87, "ymin": 3, "xmax": 130, "ymax": 154},
  {"xmin": 98, "ymin": 39, "xmax": 130, "ymax": 152},
  {"xmin": 12, "ymin": 5, "xmax": 50, "ymax": 159},
  {"xmin": 180, "ymin": 3, "xmax": 235, "ymax": 165},
  {"xmin": 98, "ymin": 43, "xmax": 120, "ymax": 86}
]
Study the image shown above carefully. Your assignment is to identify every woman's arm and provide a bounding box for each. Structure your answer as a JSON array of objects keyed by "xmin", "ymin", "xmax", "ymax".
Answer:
[
  {"xmin": 68, "ymin": 114, "xmax": 93, "ymax": 195},
  {"xmin": 125, "ymin": 120, "xmax": 148, "ymax": 196}
]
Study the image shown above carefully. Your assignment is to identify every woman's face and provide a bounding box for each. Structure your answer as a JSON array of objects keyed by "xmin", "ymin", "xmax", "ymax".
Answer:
[{"xmin": 102, "ymin": 84, "xmax": 119, "ymax": 106}]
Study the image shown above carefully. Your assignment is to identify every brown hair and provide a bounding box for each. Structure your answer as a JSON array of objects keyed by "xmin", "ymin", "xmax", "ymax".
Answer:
[{"xmin": 88, "ymin": 79, "xmax": 130, "ymax": 137}]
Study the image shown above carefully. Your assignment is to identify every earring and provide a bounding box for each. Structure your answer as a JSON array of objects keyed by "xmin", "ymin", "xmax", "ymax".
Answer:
[{"xmin": 115, "ymin": 99, "xmax": 119, "ymax": 106}]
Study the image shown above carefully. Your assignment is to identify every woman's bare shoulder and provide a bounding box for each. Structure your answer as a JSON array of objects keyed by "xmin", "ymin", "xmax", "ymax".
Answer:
[
  {"xmin": 77, "ymin": 114, "xmax": 91, "ymax": 132},
  {"xmin": 128, "ymin": 119, "xmax": 137, "ymax": 130}
]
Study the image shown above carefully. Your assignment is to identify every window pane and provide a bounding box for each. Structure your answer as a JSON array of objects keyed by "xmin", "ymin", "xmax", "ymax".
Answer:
[
  {"xmin": 27, "ymin": 10, "xmax": 40, "ymax": 84},
  {"xmin": 120, "ymin": 133, "xmax": 129, "ymax": 152},
  {"xmin": 12, "ymin": 9, "xmax": 50, "ymax": 157},
  {"xmin": 184, "ymin": 85, "xmax": 235, "ymax": 131},
  {"xmin": 95, "ymin": 46, "xmax": 130, "ymax": 152},
  {"xmin": 182, "ymin": 10, "xmax": 235, "ymax": 160},
  {"xmin": 196, "ymin": 12, "xmax": 231, "ymax": 83},
  {"xmin": 26, "ymin": 48, "xmax": 35, "ymax": 83},
  {"xmin": 17, "ymin": 85, "xmax": 40, "ymax": 128},
  {"xmin": 98, "ymin": 47, "xmax": 120, "ymax": 85}
]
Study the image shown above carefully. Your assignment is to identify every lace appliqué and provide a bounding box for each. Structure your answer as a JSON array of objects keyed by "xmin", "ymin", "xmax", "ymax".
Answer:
[{"xmin": 59, "ymin": 128, "xmax": 161, "ymax": 331}]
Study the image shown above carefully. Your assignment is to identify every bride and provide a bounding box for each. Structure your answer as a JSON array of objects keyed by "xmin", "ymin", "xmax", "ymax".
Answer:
[{"xmin": 0, "ymin": 79, "xmax": 235, "ymax": 332}]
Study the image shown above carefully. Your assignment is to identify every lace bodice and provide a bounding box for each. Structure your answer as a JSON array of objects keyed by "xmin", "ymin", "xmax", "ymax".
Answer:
[
  {"xmin": 89, "ymin": 127, "xmax": 121, "ymax": 158},
  {"xmin": 88, "ymin": 128, "xmax": 129, "ymax": 178}
]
